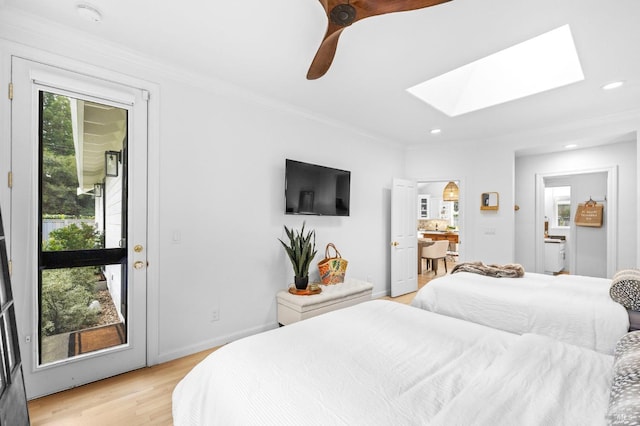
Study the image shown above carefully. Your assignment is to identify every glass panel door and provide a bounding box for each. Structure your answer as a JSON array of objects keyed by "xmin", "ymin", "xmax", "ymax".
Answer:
[
  {"xmin": 38, "ymin": 92, "xmax": 128, "ymax": 365},
  {"xmin": 11, "ymin": 57, "xmax": 148, "ymax": 398}
]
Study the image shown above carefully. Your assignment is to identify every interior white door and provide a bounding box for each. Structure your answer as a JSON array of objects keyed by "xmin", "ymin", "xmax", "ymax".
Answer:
[
  {"xmin": 10, "ymin": 57, "xmax": 148, "ymax": 398},
  {"xmin": 390, "ymin": 178, "xmax": 418, "ymax": 297}
]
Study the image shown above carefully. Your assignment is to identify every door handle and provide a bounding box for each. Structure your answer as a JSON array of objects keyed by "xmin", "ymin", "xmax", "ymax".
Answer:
[
  {"xmin": 134, "ymin": 261, "xmax": 146, "ymax": 270},
  {"xmin": 391, "ymin": 241, "xmax": 399, "ymax": 247}
]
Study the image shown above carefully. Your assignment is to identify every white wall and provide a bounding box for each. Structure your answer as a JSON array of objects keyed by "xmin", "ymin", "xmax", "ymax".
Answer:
[
  {"xmin": 157, "ymin": 78, "xmax": 404, "ymax": 360},
  {"xmin": 515, "ymin": 140, "xmax": 637, "ymax": 274},
  {"xmin": 406, "ymin": 140, "xmax": 516, "ymax": 265},
  {"xmin": 407, "ymin": 127, "xmax": 640, "ymax": 272},
  {"xmin": 0, "ymin": 12, "xmax": 405, "ymax": 366}
]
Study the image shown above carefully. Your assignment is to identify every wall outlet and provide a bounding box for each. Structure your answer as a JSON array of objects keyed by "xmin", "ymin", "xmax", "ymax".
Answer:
[{"xmin": 211, "ymin": 309, "xmax": 219, "ymax": 322}]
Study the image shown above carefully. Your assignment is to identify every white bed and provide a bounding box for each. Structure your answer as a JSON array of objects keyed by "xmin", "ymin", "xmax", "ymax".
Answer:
[
  {"xmin": 173, "ymin": 300, "xmax": 613, "ymax": 425},
  {"xmin": 411, "ymin": 271, "xmax": 629, "ymax": 354}
]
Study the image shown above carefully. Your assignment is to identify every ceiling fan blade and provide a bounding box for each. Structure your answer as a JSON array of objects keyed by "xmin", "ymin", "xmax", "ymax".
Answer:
[
  {"xmin": 307, "ymin": 27, "xmax": 344, "ymax": 80},
  {"xmin": 354, "ymin": 0, "xmax": 452, "ymax": 20},
  {"xmin": 307, "ymin": 0, "xmax": 452, "ymax": 79}
]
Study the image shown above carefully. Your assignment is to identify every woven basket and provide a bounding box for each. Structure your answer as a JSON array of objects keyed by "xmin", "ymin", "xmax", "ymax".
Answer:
[{"xmin": 317, "ymin": 243, "xmax": 348, "ymax": 285}]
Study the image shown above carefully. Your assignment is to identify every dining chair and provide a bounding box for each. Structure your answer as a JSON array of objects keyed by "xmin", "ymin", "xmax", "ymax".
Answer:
[{"xmin": 421, "ymin": 240, "xmax": 449, "ymax": 274}]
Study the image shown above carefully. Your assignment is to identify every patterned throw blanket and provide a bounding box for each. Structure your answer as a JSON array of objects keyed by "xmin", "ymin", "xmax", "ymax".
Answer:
[{"xmin": 451, "ymin": 261, "xmax": 525, "ymax": 278}]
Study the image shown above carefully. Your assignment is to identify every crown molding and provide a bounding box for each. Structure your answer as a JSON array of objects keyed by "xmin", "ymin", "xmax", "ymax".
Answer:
[{"xmin": 0, "ymin": 6, "xmax": 403, "ymax": 150}]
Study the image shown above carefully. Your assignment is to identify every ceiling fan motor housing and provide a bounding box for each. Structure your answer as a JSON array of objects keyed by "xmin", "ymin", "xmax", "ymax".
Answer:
[{"xmin": 330, "ymin": 4, "xmax": 357, "ymax": 26}]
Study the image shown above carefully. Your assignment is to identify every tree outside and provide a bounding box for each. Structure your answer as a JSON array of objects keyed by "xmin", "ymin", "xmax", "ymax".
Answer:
[
  {"xmin": 41, "ymin": 92, "xmax": 93, "ymax": 217},
  {"xmin": 42, "ymin": 221, "xmax": 103, "ymax": 251},
  {"xmin": 40, "ymin": 92, "xmax": 103, "ymax": 338},
  {"xmin": 41, "ymin": 268, "xmax": 98, "ymax": 336}
]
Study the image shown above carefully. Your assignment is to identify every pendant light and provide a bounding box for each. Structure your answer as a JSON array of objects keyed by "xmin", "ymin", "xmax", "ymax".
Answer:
[{"xmin": 443, "ymin": 181, "xmax": 459, "ymax": 201}]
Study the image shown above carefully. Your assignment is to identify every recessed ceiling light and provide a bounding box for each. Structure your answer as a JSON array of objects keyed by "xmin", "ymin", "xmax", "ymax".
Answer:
[
  {"xmin": 602, "ymin": 81, "xmax": 624, "ymax": 90},
  {"xmin": 77, "ymin": 4, "xmax": 102, "ymax": 22},
  {"xmin": 564, "ymin": 144, "xmax": 578, "ymax": 149},
  {"xmin": 430, "ymin": 128, "xmax": 442, "ymax": 135}
]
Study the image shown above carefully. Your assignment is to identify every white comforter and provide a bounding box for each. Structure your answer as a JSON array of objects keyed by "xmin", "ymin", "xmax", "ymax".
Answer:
[
  {"xmin": 431, "ymin": 333, "xmax": 613, "ymax": 426},
  {"xmin": 411, "ymin": 272, "xmax": 629, "ymax": 354},
  {"xmin": 173, "ymin": 300, "xmax": 613, "ymax": 425}
]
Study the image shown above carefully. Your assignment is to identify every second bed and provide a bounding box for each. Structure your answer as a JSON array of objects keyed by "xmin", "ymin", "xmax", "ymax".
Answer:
[{"xmin": 411, "ymin": 271, "xmax": 629, "ymax": 354}]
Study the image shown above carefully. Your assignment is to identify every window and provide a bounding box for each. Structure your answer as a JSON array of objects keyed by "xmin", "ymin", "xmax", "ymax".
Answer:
[
  {"xmin": 38, "ymin": 91, "xmax": 128, "ymax": 364},
  {"xmin": 556, "ymin": 200, "xmax": 571, "ymax": 227}
]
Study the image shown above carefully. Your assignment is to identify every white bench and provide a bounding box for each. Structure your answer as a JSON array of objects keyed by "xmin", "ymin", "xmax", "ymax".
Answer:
[{"xmin": 276, "ymin": 278, "xmax": 374, "ymax": 325}]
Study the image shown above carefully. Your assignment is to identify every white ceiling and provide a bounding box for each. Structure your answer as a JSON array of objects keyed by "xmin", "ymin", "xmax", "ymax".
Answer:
[{"xmin": 3, "ymin": 0, "xmax": 639, "ymax": 148}]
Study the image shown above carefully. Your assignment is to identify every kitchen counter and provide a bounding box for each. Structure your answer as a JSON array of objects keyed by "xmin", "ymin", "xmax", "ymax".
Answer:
[{"xmin": 421, "ymin": 231, "xmax": 459, "ymax": 244}]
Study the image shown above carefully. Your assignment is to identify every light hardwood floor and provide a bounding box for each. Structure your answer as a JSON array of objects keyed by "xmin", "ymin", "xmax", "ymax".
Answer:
[
  {"xmin": 27, "ymin": 347, "xmax": 218, "ymax": 425},
  {"xmin": 27, "ymin": 265, "xmax": 451, "ymax": 425}
]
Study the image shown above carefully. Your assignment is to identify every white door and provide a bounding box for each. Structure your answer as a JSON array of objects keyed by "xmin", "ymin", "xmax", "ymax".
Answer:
[
  {"xmin": 10, "ymin": 58, "xmax": 148, "ymax": 398},
  {"xmin": 390, "ymin": 178, "xmax": 418, "ymax": 297}
]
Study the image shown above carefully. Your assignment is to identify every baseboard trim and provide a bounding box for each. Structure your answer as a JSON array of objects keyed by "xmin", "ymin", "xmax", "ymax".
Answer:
[{"xmin": 157, "ymin": 322, "xmax": 278, "ymax": 364}]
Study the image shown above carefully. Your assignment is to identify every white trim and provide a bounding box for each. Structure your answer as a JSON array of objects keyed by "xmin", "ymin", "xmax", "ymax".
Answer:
[
  {"xmin": 535, "ymin": 166, "xmax": 618, "ymax": 277},
  {"xmin": 30, "ymin": 68, "xmax": 136, "ymax": 106},
  {"xmin": 415, "ymin": 177, "xmax": 466, "ymax": 262},
  {"xmin": 5, "ymin": 50, "xmax": 161, "ymax": 396},
  {"xmin": 0, "ymin": 29, "xmax": 161, "ymax": 372},
  {"xmin": 145, "ymin": 82, "xmax": 161, "ymax": 366},
  {"xmin": 0, "ymin": 11, "xmax": 402, "ymax": 150}
]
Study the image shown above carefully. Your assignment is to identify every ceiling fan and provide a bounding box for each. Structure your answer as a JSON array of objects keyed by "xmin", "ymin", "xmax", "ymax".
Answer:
[{"xmin": 307, "ymin": 0, "xmax": 452, "ymax": 79}]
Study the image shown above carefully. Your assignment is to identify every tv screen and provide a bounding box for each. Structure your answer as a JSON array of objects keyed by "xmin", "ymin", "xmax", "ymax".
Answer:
[{"xmin": 285, "ymin": 159, "xmax": 350, "ymax": 216}]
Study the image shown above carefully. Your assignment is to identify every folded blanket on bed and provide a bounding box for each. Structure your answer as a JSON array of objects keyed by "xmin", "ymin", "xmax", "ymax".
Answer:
[{"xmin": 451, "ymin": 261, "xmax": 525, "ymax": 278}]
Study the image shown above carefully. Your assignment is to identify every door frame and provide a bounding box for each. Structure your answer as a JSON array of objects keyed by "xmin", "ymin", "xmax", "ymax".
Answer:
[
  {"xmin": 534, "ymin": 166, "xmax": 618, "ymax": 277},
  {"xmin": 2, "ymin": 49, "xmax": 160, "ymax": 397},
  {"xmin": 415, "ymin": 177, "xmax": 465, "ymax": 263}
]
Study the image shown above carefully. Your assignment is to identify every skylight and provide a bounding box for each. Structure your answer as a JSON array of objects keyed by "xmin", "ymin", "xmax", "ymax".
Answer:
[{"xmin": 407, "ymin": 25, "xmax": 584, "ymax": 117}]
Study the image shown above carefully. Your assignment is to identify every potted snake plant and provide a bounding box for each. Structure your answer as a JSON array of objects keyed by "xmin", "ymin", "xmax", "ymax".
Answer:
[{"xmin": 278, "ymin": 222, "xmax": 317, "ymax": 290}]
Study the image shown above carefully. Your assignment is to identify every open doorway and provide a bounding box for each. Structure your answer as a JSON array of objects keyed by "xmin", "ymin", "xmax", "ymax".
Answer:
[
  {"xmin": 535, "ymin": 168, "xmax": 616, "ymax": 278},
  {"xmin": 543, "ymin": 185, "xmax": 571, "ymax": 274},
  {"xmin": 416, "ymin": 181, "xmax": 460, "ymax": 278}
]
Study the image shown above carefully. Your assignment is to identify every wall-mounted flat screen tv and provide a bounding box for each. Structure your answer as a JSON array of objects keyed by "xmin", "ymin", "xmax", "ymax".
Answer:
[{"xmin": 285, "ymin": 159, "xmax": 350, "ymax": 216}]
